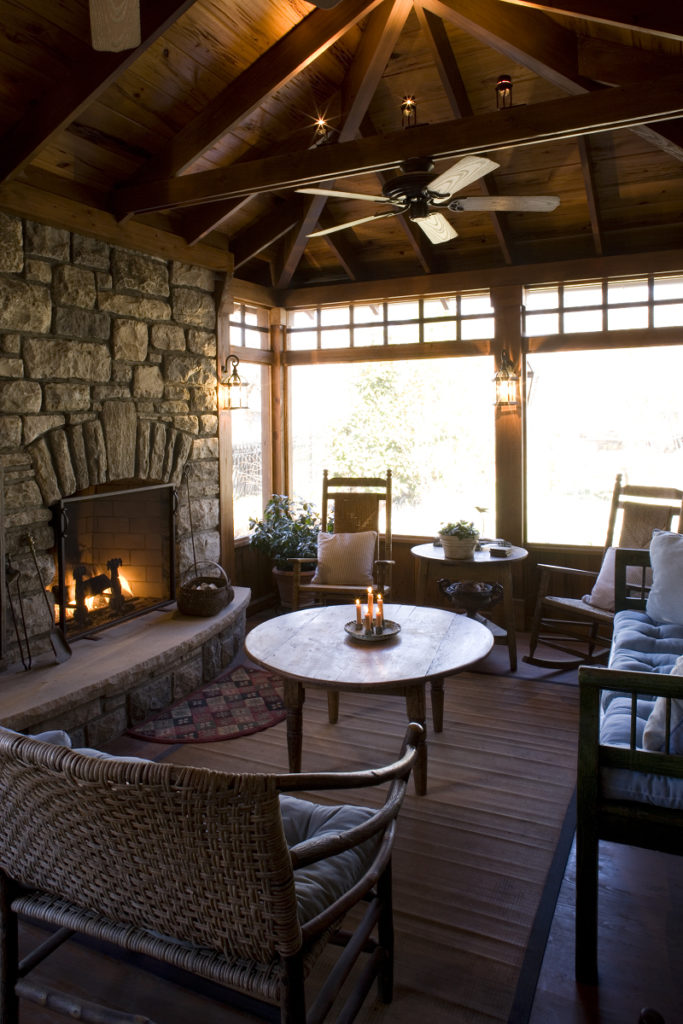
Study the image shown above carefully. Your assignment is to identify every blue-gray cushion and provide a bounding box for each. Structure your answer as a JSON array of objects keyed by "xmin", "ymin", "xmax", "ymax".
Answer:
[{"xmin": 279, "ymin": 795, "xmax": 381, "ymax": 924}]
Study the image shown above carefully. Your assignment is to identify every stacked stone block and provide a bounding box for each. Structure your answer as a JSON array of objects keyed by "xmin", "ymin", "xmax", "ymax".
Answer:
[{"xmin": 0, "ymin": 212, "xmax": 222, "ymax": 667}]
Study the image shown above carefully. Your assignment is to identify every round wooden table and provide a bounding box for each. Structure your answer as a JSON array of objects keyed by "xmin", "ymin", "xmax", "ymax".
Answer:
[
  {"xmin": 411, "ymin": 542, "xmax": 528, "ymax": 671},
  {"xmin": 245, "ymin": 603, "xmax": 493, "ymax": 795}
]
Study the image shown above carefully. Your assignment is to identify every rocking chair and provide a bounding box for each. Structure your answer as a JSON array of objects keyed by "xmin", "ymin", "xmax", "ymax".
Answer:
[{"xmin": 525, "ymin": 475, "xmax": 683, "ymax": 669}]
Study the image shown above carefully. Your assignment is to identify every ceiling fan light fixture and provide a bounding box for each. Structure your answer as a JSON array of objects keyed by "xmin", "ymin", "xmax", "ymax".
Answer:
[
  {"xmin": 496, "ymin": 75, "xmax": 513, "ymax": 110},
  {"xmin": 401, "ymin": 95, "xmax": 417, "ymax": 129}
]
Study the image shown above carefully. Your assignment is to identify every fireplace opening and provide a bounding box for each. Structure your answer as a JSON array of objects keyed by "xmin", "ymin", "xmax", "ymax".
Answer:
[{"xmin": 52, "ymin": 484, "xmax": 177, "ymax": 640}]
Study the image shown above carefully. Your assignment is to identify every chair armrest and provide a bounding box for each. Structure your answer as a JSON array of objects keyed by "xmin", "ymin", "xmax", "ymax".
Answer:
[{"xmin": 537, "ymin": 563, "xmax": 599, "ymax": 580}]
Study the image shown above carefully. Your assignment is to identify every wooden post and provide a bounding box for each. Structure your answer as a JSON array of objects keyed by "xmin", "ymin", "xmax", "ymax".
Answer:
[
  {"xmin": 215, "ymin": 267, "xmax": 236, "ymax": 581},
  {"xmin": 491, "ymin": 285, "xmax": 525, "ymax": 546},
  {"xmin": 270, "ymin": 308, "xmax": 286, "ymax": 495}
]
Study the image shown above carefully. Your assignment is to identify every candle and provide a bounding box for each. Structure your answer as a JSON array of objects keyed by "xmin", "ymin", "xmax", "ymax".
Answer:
[
  {"xmin": 364, "ymin": 613, "xmax": 372, "ymax": 634},
  {"xmin": 355, "ymin": 598, "xmax": 362, "ymax": 626},
  {"xmin": 367, "ymin": 587, "xmax": 373, "ymax": 619},
  {"xmin": 377, "ymin": 593, "xmax": 384, "ymax": 626}
]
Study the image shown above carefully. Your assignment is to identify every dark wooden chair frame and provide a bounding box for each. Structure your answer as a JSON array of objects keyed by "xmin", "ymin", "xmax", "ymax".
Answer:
[
  {"xmin": 575, "ymin": 548, "xmax": 683, "ymax": 985},
  {"xmin": 526, "ymin": 475, "xmax": 683, "ymax": 669}
]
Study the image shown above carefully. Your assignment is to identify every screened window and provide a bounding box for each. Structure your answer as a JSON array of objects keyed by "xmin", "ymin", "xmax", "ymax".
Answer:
[
  {"xmin": 289, "ymin": 357, "xmax": 496, "ymax": 537},
  {"xmin": 526, "ymin": 345, "xmax": 683, "ymax": 544},
  {"xmin": 287, "ymin": 292, "xmax": 493, "ymax": 350},
  {"xmin": 231, "ymin": 363, "xmax": 271, "ymax": 538},
  {"xmin": 523, "ymin": 275, "xmax": 683, "ymax": 336}
]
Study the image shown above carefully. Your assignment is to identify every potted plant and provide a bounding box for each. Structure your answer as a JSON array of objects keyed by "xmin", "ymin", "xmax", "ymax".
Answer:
[
  {"xmin": 438, "ymin": 520, "xmax": 479, "ymax": 560},
  {"xmin": 249, "ymin": 494, "xmax": 323, "ymax": 607}
]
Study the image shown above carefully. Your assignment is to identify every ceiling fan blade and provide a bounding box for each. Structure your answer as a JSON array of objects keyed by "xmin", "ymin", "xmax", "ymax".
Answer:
[
  {"xmin": 297, "ymin": 187, "xmax": 393, "ymax": 204},
  {"xmin": 449, "ymin": 195, "xmax": 561, "ymax": 212},
  {"xmin": 307, "ymin": 211, "xmax": 401, "ymax": 238},
  {"xmin": 415, "ymin": 213, "xmax": 458, "ymax": 245},
  {"xmin": 429, "ymin": 155, "xmax": 500, "ymax": 201},
  {"xmin": 89, "ymin": 0, "xmax": 140, "ymax": 51}
]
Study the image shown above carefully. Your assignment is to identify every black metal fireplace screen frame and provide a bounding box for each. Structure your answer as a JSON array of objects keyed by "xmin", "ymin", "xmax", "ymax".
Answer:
[{"xmin": 52, "ymin": 484, "xmax": 177, "ymax": 641}]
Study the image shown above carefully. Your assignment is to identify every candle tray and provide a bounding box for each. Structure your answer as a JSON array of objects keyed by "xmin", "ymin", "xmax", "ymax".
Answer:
[{"xmin": 344, "ymin": 620, "xmax": 401, "ymax": 643}]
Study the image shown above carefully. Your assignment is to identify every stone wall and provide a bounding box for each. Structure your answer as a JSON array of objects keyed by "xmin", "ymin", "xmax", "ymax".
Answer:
[{"xmin": 0, "ymin": 213, "xmax": 223, "ymax": 667}]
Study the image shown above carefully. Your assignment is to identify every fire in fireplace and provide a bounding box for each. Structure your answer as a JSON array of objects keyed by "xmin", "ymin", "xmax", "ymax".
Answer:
[{"xmin": 52, "ymin": 484, "xmax": 177, "ymax": 640}]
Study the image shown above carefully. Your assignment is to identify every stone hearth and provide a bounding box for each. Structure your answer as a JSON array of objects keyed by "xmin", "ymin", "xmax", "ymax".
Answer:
[{"xmin": 0, "ymin": 587, "xmax": 249, "ymax": 747}]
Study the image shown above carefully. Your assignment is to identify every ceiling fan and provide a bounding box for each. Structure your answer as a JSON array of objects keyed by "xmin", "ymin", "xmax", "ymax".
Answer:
[{"xmin": 297, "ymin": 155, "xmax": 560, "ymax": 244}]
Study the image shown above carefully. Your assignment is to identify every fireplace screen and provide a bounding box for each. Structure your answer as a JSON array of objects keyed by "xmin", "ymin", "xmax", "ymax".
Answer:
[{"xmin": 52, "ymin": 484, "xmax": 177, "ymax": 640}]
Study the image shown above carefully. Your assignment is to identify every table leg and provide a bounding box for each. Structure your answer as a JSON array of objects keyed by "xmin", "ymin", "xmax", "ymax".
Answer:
[
  {"xmin": 501, "ymin": 565, "xmax": 518, "ymax": 671},
  {"xmin": 404, "ymin": 684, "xmax": 427, "ymax": 796},
  {"xmin": 416, "ymin": 560, "xmax": 429, "ymax": 605},
  {"xmin": 283, "ymin": 678, "xmax": 304, "ymax": 773},
  {"xmin": 430, "ymin": 678, "xmax": 444, "ymax": 733}
]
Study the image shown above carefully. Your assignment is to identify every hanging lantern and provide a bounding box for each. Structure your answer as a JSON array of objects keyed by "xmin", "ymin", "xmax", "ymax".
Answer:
[
  {"xmin": 220, "ymin": 355, "xmax": 249, "ymax": 410},
  {"xmin": 495, "ymin": 75, "xmax": 513, "ymax": 109},
  {"xmin": 494, "ymin": 349, "xmax": 520, "ymax": 407},
  {"xmin": 401, "ymin": 95, "xmax": 417, "ymax": 129}
]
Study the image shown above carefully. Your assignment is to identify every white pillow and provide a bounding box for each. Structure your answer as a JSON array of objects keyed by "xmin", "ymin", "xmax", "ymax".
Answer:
[
  {"xmin": 582, "ymin": 546, "xmax": 652, "ymax": 612},
  {"xmin": 643, "ymin": 656, "xmax": 683, "ymax": 754},
  {"xmin": 646, "ymin": 530, "xmax": 683, "ymax": 624},
  {"xmin": 312, "ymin": 531, "xmax": 377, "ymax": 586}
]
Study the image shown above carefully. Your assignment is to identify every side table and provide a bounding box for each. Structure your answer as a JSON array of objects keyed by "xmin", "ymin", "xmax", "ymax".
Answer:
[{"xmin": 411, "ymin": 542, "xmax": 528, "ymax": 671}]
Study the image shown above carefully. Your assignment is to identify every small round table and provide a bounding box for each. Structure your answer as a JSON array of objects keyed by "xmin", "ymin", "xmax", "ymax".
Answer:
[
  {"xmin": 245, "ymin": 603, "xmax": 493, "ymax": 795},
  {"xmin": 411, "ymin": 542, "xmax": 528, "ymax": 671}
]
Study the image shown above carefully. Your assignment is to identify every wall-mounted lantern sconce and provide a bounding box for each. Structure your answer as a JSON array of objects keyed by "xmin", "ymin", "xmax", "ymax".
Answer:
[
  {"xmin": 495, "ymin": 74, "xmax": 513, "ymax": 109},
  {"xmin": 494, "ymin": 349, "xmax": 520, "ymax": 407},
  {"xmin": 220, "ymin": 355, "xmax": 249, "ymax": 410},
  {"xmin": 401, "ymin": 95, "xmax": 417, "ymax": 129}
]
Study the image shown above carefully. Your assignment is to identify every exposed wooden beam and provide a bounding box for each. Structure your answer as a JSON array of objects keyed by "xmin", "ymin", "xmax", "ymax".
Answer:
[
  {"xmin": 281, "ymin": 248, "xmax": 683, "ymax": 309},
  {"xmin": 230, "ymin": 201, "xmax": 301, "ymax": 270},
  {"xmin": 125, "ymin": 0, "xmax": 382, "ymax": 187},
  {"xmin": 275, "ymin": 0, "xmax": 413, "ymax": 289},
  {"xmin": 318, "ymin": 210, "xmax": 362, "ymax": 280},
  {"xmin": 419, "ymin": 0, "xmax": 584, "ymax": 92},
  {"xmin": 494, "ymin": 0, "xmax": 683, "ymax": 42},
  {"xmin": 424, "ymin": 0, "xmax": 683, "ymax": 161},
  {"xmin": 577, "ymin": 137, "xmax": 603, "ymax": 256},
  {"xmin": 0, "ymin": 0, "xmax": 199, "ymax": 185},
  {"xmin": 113, "ymin": 73, "xmax": 683, "ymax": 215},
  {"xmin": 415, "ymin": 3, "xmax": 512, "ymax": 264}
]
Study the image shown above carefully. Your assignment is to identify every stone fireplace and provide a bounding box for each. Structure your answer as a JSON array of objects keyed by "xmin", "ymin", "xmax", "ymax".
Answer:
[{"xmin": 0, "ymin": 214, "xmax": 247, "ymax": 742}]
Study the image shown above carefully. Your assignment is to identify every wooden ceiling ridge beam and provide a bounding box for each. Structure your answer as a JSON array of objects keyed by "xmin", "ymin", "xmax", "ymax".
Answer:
[
  {"xmin": 494, "ymin": 0, "xmax": 683, "ymax": 43},
  {"xmin": 414, "ymin": 3, "xmax": 513, "ymax": 264},
  {"xmin": 113, "ymin": 72, "xmax": 683, "ymax": 215},
  {"xmin": 0, "ymin": 0, "xmax": 199, "ymax": 186},
  {"xmin": 275, "ymin": 0, "xmax": 414, "ymax": 289},
  {"xmin": 121, "ymin": 0, "xmax": 382, "ymax": 192}
]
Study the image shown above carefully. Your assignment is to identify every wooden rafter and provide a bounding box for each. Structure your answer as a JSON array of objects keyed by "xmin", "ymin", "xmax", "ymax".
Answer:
[
  {"xmin": 494, "ymin": 0, "xmax": 683, "ymax": 42},
  {"xmin": 0, "ymin": 0, "xmax": 199, "ymax": 185},
  {"xmin": 113, "ymin": 73, "xmax": 683, "ymax": 216},
  {"xmin": 426, "ymin": 0, "xmax": 683, "ymax": 162},
  {"xmin": 318, "ymin": 210, "xmax": 363, "ymax": 280},
  {"xmin": 275, "ymin": 0, "xmax": 414, "ymax": 289},
  {"xmin": 577, "ymin": 137, "xmax": 603, "ymax": 256},
  {"xmin": 123, "ymin": 0, "xmax": 382, "ymax": 189},
  {"xmin": 415, "ymin": 4, "xmax": 513, "ymax": 265}
]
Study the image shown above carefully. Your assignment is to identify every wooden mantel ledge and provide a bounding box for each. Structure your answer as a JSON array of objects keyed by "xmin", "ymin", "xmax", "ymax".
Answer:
[{"xmin": 0, "ymin": 587, "xmax": 250, "ymax": 732}]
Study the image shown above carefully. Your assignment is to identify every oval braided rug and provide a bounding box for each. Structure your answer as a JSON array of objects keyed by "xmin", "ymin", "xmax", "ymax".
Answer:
[{"xmin": 126, "ymin": 664, "xmax": 285, "ymax": 743}]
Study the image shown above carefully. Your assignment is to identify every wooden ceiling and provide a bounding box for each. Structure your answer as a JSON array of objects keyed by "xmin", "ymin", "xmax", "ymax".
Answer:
[{"xmin": 0, "ymin": 0, "xmax": 681, "ymax": 297}]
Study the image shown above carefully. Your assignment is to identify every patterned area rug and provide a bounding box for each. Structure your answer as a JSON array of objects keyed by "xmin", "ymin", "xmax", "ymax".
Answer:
[{"xmin": 126, "ymin": 664, "xmax": 285, "ymax": 743}]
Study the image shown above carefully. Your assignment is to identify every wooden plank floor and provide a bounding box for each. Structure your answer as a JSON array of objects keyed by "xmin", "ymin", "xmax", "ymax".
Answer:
[{"xmin": 14, "ymin": 636, "xmax": 683, "ymax": 1024}]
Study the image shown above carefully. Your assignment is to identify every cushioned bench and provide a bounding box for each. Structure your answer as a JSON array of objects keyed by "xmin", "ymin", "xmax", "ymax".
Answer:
[{"xmin": 575, "ymin": 536, "xmax": 683, "ymax": 984}]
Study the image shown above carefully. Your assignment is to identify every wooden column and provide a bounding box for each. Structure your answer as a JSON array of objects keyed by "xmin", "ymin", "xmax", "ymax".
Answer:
[
  {"xmin": 215, "ymin": 267, "xmax": 236, "ymax": 580},
  {"xmin": 270, "ymin": 308, "xmax": 286, "ymax": 495},
  {"xmin": 491, "ymin": 285, "xmax": 525, "ymax": 546}
]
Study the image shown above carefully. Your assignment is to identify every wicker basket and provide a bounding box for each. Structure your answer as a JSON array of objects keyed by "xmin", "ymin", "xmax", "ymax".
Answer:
[{"xmin": 177, "ymin": 562, "xmax": 234, "ymax": 617}]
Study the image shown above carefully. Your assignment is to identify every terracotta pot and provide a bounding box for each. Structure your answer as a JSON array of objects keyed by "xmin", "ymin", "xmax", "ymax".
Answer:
[
  {"xmin": 440, "ymin": 535, "xmax": 478, "ymax": 560},
  {"xmin": 272, "ymin": 567, "xmax": 316, "ymax": 609}
]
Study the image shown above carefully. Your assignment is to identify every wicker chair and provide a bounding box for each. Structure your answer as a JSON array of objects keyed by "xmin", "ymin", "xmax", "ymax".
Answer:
[{"xmin": 0, "ymin": 723, "xmax": 421, "ymax": 1024}]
